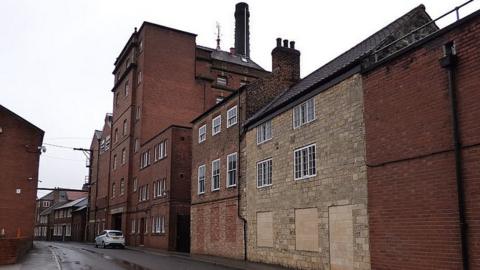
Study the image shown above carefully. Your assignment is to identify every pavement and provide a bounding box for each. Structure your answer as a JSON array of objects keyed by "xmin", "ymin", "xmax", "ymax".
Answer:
[{"xmin": 0, "ymin": 241, "xmax": 291, "ymax": 270}]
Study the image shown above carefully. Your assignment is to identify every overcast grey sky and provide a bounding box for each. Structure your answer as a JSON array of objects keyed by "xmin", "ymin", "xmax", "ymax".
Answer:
[{"xmin": 1, "ymin": 0, "xmax": 478, "ymax": 197}]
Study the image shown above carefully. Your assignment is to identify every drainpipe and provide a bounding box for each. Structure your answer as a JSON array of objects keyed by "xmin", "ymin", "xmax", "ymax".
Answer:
[
  {"xmin": 440, "ymin": 41, "xmax": 469, "ymax": 270},
  {"xmin": 237, "ymin": 96, "xmax": 248, "ymax": 261}
]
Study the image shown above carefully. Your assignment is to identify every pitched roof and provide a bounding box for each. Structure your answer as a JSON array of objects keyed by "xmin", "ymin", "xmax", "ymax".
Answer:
[
  {"xmin": 245, "ymin": 5, "xmax": 436, "ymax": 129},
  {"xmin": 54, "ymin": 197, "xmax": 87, "ymax": 210},
  {"xmin": 197, "ymin": 45, "xmax": 266, "ymax": 71},
  {"xmin": 66, "ymin": 191, "xmax": 88, "ymax": 201},
  {"xmin": 40, "ymin": 201, "xmax": 68, "ymax": 215},
  {"xmin": 0, "ymin": 104, "xmax": 44, "ymax": 135}
]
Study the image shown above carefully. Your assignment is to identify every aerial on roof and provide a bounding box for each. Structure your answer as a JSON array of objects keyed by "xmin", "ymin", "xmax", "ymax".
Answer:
[{"xmin": 245, "ymin": 4, "xmax": 438, "ymax": 129}]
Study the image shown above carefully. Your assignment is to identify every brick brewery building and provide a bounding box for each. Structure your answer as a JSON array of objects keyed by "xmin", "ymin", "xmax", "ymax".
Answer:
[
  {"xmin": 362, "ymin": 8, "xmax": 480, "ymax": 270},
  {"xmin": 0, "ymin": 105, "xmax": 44, "ymax": 264},
  {"xmin": 190, "ymin": 37, "xmax": 300, "ymax": 259},
  {"xmin": 88, "ymin": 2, "xmax": 268, "ymax": 251}
]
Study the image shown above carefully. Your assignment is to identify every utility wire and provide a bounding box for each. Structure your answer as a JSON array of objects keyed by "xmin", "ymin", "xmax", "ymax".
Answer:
[
  {"xmin": 42, "ymin": 155, "xmax": 85, "ymax": 162},
  {"xmin": 43, "ymin": 143, "xmax": 77, "ymax": 149}
]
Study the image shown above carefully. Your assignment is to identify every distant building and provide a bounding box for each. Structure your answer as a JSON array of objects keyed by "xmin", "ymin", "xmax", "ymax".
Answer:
[
  {"xmin": 35, "ymin": 190, "xmax": 87, "ymax": 241},
  {"xmin": 88, "ymin": 2, "xmax": 268, "ymax": 252},
  {"xmin": 0, "ymin": 104, "xmax": 44, "ymax": 264},
  {"xmin": 51, "ymin": 197, "xmax": 88, "ymax": 242}
]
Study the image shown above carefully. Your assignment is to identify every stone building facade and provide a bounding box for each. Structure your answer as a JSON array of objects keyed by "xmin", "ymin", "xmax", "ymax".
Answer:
[
  {"xmin": 241, "ymin": 5, "xmax": 437, "ymax": 269},
  {"xmin": 362, "ymin": 9, "xmax": 480, "ymax": 270},
  {"xmin": 244, "ymin": 74, "xmax": 369, "ymax": 270}
]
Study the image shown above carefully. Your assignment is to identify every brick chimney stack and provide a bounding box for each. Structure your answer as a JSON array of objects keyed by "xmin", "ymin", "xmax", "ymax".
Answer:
[
  {"xmin": 234, "ymin": 2, "xmax": 250, "ymax": 58},
  {"xmin": 271, "ymin": 38, "xmax": 300, "ymax": 82}
]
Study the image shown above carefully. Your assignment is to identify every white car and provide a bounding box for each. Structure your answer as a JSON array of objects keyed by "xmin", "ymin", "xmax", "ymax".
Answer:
[{"xmin": 95, "ymin": 230, "xmax": 125, "ymax": 249}]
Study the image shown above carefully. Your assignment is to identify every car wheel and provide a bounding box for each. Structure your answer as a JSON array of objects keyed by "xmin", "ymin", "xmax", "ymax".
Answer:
[
  {"xmin": 102, "ymin": 241, "xmax": 106, "ymax": 249},
  {"xmin": 95, "ymin": 244, "xmax": 98, "ymax": 248},
  {"xmin": 120, "ymin": 245, "xmax": 125, "ymax": 249}
]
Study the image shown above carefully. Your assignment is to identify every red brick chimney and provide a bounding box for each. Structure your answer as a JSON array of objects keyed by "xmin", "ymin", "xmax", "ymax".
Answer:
[{"xmin": 271, "ymin": 38, "xmax": 300, "ymax": 82}]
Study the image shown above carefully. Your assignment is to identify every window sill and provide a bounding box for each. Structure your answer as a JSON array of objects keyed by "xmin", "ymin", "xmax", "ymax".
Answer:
[
  {"xmin": 227, "ymin": 184, "xmax": 237, "ymax": 189},
  {"xmin": 257, "ymin": 138, "xmax": 272, "ymax": 146},
  {"xmin": 294, "ymin": 174, "xmax": 316, "ymax": 181},
  {"xmin": 211, "ymin": 188, "xmax": 220, "ymax": 192},
  {"xmin": 227, "ymin": 123, "xmax": 237, "ymax": 128},
  {"xmin": 257, "ymin": 184, "xmax": 273, "ymax": 190},
  {"xmin": 293, "ymin": 118, "xmax": 317, "ymax": 130}
]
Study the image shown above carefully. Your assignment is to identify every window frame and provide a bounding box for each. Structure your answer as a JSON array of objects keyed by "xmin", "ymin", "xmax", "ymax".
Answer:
[
  {"xmin": 257, "ymin": 120, "xmax": 272, "ymax": 145},
  {"xmin": 211, "ymin": 159, "xmax": 220, "ymax": 191},
  {"xmin": 198, "ymin": 165, "xmax": 206, "ymax": 194},
  {"xmin": 293, "ymin": 98, "xmax": 316, "ymax": 129},
  {"xmin": 227, "ymin": 152, "xmax": 237, "ymax": 187},
  {"xmin": 198, "ymin": 124, "xmax": 206, "ymax": 143},
  {"xmin": 216, "ymin": 76, "xmax": 227, "ymax": 86},
  {"xmin": 227, "ymin": 106, "xmax": 238, "ymax": 128},
  {"xmin": 257, "ymin": 158, "xmax": 273, "ymax": 188},
  {"xmin": 293, "ymin": 144, "xmax": 317, "ymax": 180},
  {"xmin": 212, "ymin": 115, "xmax": 221, "ymax": 136}
]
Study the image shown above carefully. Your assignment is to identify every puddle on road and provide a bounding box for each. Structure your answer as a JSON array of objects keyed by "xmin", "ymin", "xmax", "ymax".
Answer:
[{"xmin": 81, "ymin": 248, "xmax": 151, "ymax": 270}]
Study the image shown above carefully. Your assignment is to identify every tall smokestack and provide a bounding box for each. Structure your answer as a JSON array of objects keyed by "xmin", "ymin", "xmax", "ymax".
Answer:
[{"xmin": 234, "ymin": 2, "xmax": 250, "ymax": 58}]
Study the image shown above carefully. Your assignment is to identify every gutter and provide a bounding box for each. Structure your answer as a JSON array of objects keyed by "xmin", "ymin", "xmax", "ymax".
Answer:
[
  {"xmin": 237, "ymin": 96, "xmax": 248, "ymax": 261},
  {"xmin": 439, "ymin": 41, "xmax": 469, "ymax": 270}
]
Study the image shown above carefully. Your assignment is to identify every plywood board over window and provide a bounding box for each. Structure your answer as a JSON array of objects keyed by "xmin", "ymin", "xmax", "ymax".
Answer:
[
  {"xmin": 256, "ymin": 211, "xmax": 273, "ymax": 247},
  {"xmin": 295, "ymin": 208, "xmax": 319, "ymax": 252},
  {"xmin": 329, "ymin": 205, "xmax": 354, "ymax": 270}
]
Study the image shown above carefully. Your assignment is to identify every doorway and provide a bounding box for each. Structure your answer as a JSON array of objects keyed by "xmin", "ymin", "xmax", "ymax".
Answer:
[
  {"xmin": 139, "ymin": 218, "xmax": 145, "ymax": 246},
  {"xmin": 111, "ymin": 214, "xmax": 122, "ymax": 231},
  {"xmin": 176, "ymin": 215, "xmax": 190, "ymax": 252}
]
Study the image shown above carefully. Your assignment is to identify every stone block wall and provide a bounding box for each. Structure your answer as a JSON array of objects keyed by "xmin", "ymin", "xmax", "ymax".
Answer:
[{"xmin": 244, "ymin": 74, "xmax": 370, "ymax": 270}]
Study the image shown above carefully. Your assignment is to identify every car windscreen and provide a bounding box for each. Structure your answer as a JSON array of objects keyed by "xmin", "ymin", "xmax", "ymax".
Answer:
[{"xmin": 108, "ymin": 232, "xmax": 123, "ymax": 236}]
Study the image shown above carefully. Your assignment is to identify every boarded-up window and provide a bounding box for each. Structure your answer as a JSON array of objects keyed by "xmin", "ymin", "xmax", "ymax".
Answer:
[
  {"xmin": 329, "ymin": 205, "xmax": 354, "ymax": 270},
  {"xmin": 256, "ymin": 212, "xmax": 273, "ymax": 247},
  {"xmin": 295, "ymin": 208, "xmax": 319, "ymax": 251}
]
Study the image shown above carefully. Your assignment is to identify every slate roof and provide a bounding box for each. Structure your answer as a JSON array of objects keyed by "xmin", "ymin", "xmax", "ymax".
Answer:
[
  {"xmin": 245, "ymin": 4, "xmax": 436, "ymax": 128},
  {"xmin": 54, "ymin": 197, "xmax": 87, "ymax": 210},
  {"xmin": 66, "ymin": 191, "xmax": 88, "ymax": 201},
  {"xmin": 197, "ymin": 45, "xmax": 266, "ymax": 71},
  {"xmin": 40, "ymin": 201, "xmax": 68, "ymax": 216}
]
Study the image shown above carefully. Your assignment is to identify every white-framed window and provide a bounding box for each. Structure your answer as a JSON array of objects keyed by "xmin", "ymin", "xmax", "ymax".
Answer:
[
  {"xmin": 257, "ymin": 158, "xmax": 272, "ymax": 188},
  {"xmin": 198, "ymin": 165, "xmax": 206, "ymax": 194},
  {"xmin": 105, "ymin": 136, "xmax": 111, "ymax": 150},
  {"xmin": 216, "ymin": 76, "xmax": 227, "ymax": 86},
  {"xmin": 212, "ymin": 115, "xmax": 221, "ymax": 136},
  {"xmin": 293, "ymin": 98, "xmax": 315, "ymax": 128},
  {"xmin": 211, "ymin": 159, "xmax": 220, "ymax": 191},
  {"xmin": 42, "ymin": 201, "xmax": 50, "ymax": 207},
  {"xmin": 133, "ymin": 177, "xmax": 138, "ymax": 192},
  {"xmin": 153, "ymin": 216, "xmax": 165, "ymax": 234},
  {"xmin": 124, "ymin": 80, "xmax": 129, "ymax": 96},
  {"xmin": 156, "ymin": 140, "xmax": 167, "ymax": 160},
  {"xmin": 140, "ymin": 150, "xmax": 151, "ymax": 169},
  {"xmin": 65, "ymin": 224, "xmax": 71, "ymax": 237},
  {"xmin": 67, "ymin": 209, "xmax": 72, "ymax": 218},
  {"xmin": 138, "ymin": 185, "xmax": 149, "ymax": 202},
  {"xmin": 136, "ymin": 106, "xmax": 141, "ymax": 121},
  {"xmin": 131, "ymin": 219, "xmax": 136, "ymax": 234},
  {"xmin": 113, "ymin": 154, "xmax": 117, "ymax": 170},
  {"xmin": 198, "ymin": 125, "xmax": 206, "ymax": 143},
  {"xmin": 257, "ymin": 120, "xmax": 272, "ymax": 144},
  {"xmin": 294, "ymin": 144, "xmax": 316, "ymax": 180},
  {"xmin": 111, "ymin": 182, "xmax": 116, "ymax": 198},
  {"xmin": 121, "ymin": 148, "xmax": 126, "ymax": 164},
  {"xmin": 227, "ymin": 153, "xmax": 237, "ymax": 187},
  {"xmin": 240, "ymin": 80, "xmax": 248, "ymax": 87},
  {"xmin": 154, "ymin": 178, "xmax": 167, "ymax": 198},
  {"xmin": 123, "ymin": 119, "xmax": 128, "ymax": 135},
  {"xmin": 134, "ymin": 138, "xmax": 139, "ymax": 153},
  {"xmin": 216, "ymin": 97, "xmax": 224, "ymax": 104},
  {"xmin": 227, "ymin": 106, "xmax": 238, "ymax": 128},
  {"xmin": 120, "ymin": 178, "xmax": 125, "ymax": 195}
]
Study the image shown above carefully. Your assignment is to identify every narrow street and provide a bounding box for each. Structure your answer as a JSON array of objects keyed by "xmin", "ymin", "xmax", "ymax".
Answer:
[{"xmin": 3, "ymin": 241, "xmax": 241, "ymax": 270}]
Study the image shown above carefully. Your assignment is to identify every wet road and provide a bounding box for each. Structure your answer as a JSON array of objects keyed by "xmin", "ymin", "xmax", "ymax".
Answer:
[{"xmin": 41, "ymin": 241, "xmax": 235, "ymax": 270}]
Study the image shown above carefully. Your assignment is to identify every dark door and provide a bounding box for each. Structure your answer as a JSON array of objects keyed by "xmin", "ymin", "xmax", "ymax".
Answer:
[
  {"xmin": 62, "ymin": 225, "xmax": 66, "ymax": 241},
  {"xmin": 111, "ymin": 214, "xmax": 122, "ymax": 231},
  {"xmin": 139, "ymin": 218, "xmax": 145, "ymax": 245},
  {"xmin": 176, "ymin": 215, "xmax": 190, "ymax": 252},
  {"xmin": 49, "ymin": 228, "xmax": 54, "ymax": 241}
]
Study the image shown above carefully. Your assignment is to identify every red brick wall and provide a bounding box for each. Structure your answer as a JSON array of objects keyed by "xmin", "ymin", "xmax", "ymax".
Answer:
[
  {"xmin": 363, "ymin": 14, "xmax": 480, "ymax": 270},
  {"xmin": 0, "ymin": 238, "xmax": 32, "ymax": 265},
  {"xmin": 0, "ymin": 106, "xmax": 43, "ymax": 241}
]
